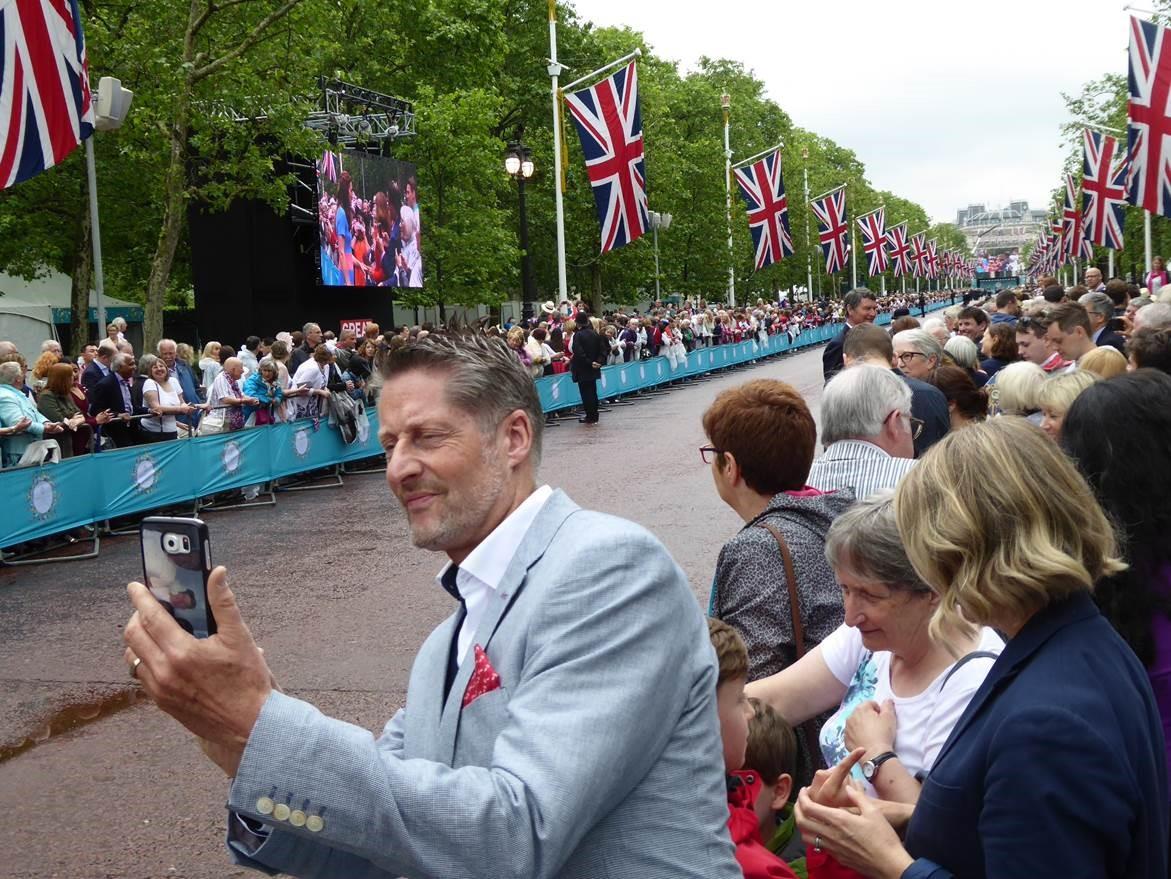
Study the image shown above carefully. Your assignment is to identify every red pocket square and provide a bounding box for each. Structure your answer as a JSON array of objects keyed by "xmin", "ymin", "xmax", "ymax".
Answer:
[{"xmin": 462, "ymin": 644, "xmax": 502, "ymax": 708}]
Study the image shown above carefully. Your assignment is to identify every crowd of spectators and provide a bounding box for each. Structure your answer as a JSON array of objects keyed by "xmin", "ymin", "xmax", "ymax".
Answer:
[{"xmin": 697, "ymin": 269, "xmax": 1170, "ymax": 876}]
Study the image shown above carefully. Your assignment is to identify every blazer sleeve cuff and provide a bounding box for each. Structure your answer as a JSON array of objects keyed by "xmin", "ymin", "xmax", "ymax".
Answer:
[{"xmin": 901, "ymin": 858, "xmax": 952, "ymax": 879}]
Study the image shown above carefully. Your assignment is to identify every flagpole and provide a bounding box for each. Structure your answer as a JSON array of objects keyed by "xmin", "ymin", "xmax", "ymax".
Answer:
[
  {"xmin": 722, "ymin": 93, "xmax": 736, "ymax": 307},
  {"xmin": 561, "ymin": 48, "xmax": 643, "ymax": 93},
  {"xmin": 802, "ymin": 147, "xmax": 812, "ymax": 304},
  {"xmin": 1108, "ymin": 249, "xmax": 1115, "ymax": 278},
  {"xmin": 731, "ymin": 141, "xmax": 785, "ymax": 171},
  {"xmin": 1145, "ymin": 211, "xmax": 1153, "ymax": 279},
  {"xmin": 85, "ymin": 137, "xmax": 108, "ymax": 336},
  {"xmin": 548, "ymin": 0, "xmax": 568, "ymax": 302}
]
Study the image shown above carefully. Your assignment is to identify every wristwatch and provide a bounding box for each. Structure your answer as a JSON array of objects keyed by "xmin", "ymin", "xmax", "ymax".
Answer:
[{"xmin": 861, "ymin": 751, "xmax": 898, "ymax": 782}]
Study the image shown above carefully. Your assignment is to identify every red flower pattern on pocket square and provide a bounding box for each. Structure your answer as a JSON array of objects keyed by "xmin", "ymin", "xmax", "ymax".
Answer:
[{"xmin": 462, "ymin": 644, "xmax": 502, "ymax": 708}]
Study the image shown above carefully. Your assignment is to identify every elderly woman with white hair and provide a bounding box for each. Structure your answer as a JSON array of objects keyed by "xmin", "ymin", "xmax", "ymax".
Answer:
[
  {"xmin": 0, "ymin": 360, "xmax": 63, "ymax": 466},
  {"xmin": 943, "ymin": 335, "xmax": 986, "ymax": 386},
  {"xmin": 892, "ymin": 329, "xmax": 944, "ymax": 382},
  {"xmin": 919, "ymin": 317, "xmax": 949, "ymax": 348}
]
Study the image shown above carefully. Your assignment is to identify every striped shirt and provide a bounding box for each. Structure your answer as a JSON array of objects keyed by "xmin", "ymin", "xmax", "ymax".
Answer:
[{"xmin": 807, "ymin": 440, "xmax": 918, "ymax": 501}]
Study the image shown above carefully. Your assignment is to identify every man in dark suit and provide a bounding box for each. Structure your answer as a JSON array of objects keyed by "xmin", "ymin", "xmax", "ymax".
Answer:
[
  {"xmin": 90, "ymin": 353, "xmax": 145, "ymax": 447},
  {"xmin": 81, "ymin": 340, "xmax": 116, "ymax": 394},
  {"xmin": 822, "ymin": 288, "xmax": 877, "ymax": 384},
  {"xmin": 1079, "ymin": 291, "xmax": 1127, "ymax": 353},
  {"xmin": 569, "ymin": 311, "xmax": 608, "ymax": 424}
]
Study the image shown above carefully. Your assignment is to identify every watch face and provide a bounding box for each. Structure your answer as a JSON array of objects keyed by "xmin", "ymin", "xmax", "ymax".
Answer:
[{"xmin": 862, "ymin": 760, "xmax": 876, "ymax": 780}]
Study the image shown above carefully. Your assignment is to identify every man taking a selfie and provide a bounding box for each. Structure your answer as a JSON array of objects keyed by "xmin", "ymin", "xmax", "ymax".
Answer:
[{"xmin": 123, "ymin": 332, "xmax": 739, "ymax": 879}]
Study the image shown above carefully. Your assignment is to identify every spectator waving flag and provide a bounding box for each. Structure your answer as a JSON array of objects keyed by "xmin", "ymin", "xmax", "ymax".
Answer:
[
  {"xmin": 855, "ymin": 207, "xmax": 888, "ymax": 276},
  {"xmin": 884, "ymin": 221, "xmax": 912, "ymax": 277},
  {"xmin": 319, "ymin": 149, "xmax": 338, "ymax": 184},
  {"xmin": 564, "ymin": 60, "xmax": 649, "ymax": 253},
  {"xmin": 0, "ymin": 0, "xmax": 94, "ymax": 189},
  {"xmin": 810, "ymin": 185, "xmax": 850, "ymax": 274},
  {"xmin": 1127, "ymin": 15, "xmax": 1171, "ymax": 217},
  {"xmin": 910, "ymin": 232, "xmax": 927, "ymax": 278},
  {"xmin": 733, "ymin": 148, "xmax": 794, "ymax": 269},
  {"xmin": 1082, "ymin": 129, "xmax": 1127, "ymax": 250}
]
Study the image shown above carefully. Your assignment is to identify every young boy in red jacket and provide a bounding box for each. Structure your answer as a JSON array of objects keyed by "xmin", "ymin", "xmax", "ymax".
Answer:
[{"xmin": 709, "ymin": 618, "xmax": 798, "ymax": 879}]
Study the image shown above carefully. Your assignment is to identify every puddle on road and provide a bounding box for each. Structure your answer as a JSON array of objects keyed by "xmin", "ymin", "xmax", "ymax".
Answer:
[{"xmin": 0, "ymin": 686, "xmax": 146, "ymax": 764}]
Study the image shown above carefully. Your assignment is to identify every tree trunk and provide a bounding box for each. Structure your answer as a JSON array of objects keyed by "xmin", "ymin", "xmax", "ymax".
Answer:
[
  {"xmin": 69, "ymin": 203, "xmax": 93, "ymax": 356},
  {"xmin": 590, "ymin": 261, "xmax": 603, "ymax": 315},
  {"xmin": 143, "ymin": 79, "xmax": 192, "ymax": 355}
]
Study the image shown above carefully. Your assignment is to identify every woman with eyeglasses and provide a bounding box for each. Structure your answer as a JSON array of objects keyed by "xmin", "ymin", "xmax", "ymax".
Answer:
[
  {"xmin": 892, "ymin": 329, "xmax": 944, "ymax": 382},
  {"xmin": 703, "ymin": 379, "xmax": 853, "ymax": 786}
]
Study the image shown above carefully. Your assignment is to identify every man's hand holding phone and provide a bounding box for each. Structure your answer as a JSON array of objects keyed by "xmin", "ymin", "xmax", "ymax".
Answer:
[{"xmin": 124, "ymin": 566, "xmax": 273, "ymax": 777}]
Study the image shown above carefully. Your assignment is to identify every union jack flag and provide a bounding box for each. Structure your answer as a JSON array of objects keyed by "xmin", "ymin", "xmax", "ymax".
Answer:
[
  {"xmin": 855, "ymin": 207, "xmax": 888, "ymax": 276},
  {"xmin": 565, "ymin": 60, "xmax": 648, "ymax": 253},
  {"xmin": 884, "ymin": 222, "xmax": 911, "ymax": 277},
  {"xmin": 1127, "ymin": 15, "xmax": 1171, "ymax": 217},
  {"xmin": 909, "ymin": 232, "xmax": 927, "ymax": 278},
  {"xmin": 810, "ymin": 187, "xmax": 850, "ymax": 274},
  {"xmin": 940, "ymin": 250, "xmax": 952, "ymax": 277},
  {"xmin": 733, "ymin": 149, "xmax": 794, "ymax": 270},
  {"xmin": 1060, "ymin": 174, "xmax": 1083, "ymax": 261},
  {"xmin": 925, "ymin": 239, "xmax": 939, "ymax": 279},
  {"xmin": 0, "ymin": 0, "xmax": 93, "ymax": 189},
  {"xmin": 1082, "ymin": 129, "xmax": 1127, "ymax": 250}
]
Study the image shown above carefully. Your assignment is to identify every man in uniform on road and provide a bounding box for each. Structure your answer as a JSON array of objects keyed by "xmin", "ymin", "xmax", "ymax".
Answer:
[{"xmin": 123, "ymin": 332, "xmax": 739, "ymax": 879}]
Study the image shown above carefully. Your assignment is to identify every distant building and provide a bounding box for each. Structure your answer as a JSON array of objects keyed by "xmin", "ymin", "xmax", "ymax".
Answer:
[{"xmin": 955, "ymin": 201, "xmax": 1048, "ymax": 255}]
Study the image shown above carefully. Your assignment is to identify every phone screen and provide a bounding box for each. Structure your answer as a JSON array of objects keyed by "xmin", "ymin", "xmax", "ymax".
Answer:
[{"xmin": 141, "ymin": 519, "xmax": 216, "ymax": 638}]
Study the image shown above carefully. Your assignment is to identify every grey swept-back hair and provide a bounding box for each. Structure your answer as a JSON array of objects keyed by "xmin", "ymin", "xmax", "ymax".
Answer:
[
  {"xmin": 893, "ymin": 328, "xmax": 943, "ymax": 368},
  {"xmin": 820, "ymin": 365, "xmax": 912, "ymax": 446},
  {"xmin": 379, "ymin": 331, "xmax": 544, "ymax": 464},
  {"xmin": 824, "ymin": 491, "xmax": 932, "ymax": 594},
  {"xmin": 944, "ymin": 335, "xmax": 979, "ymax": 370}
]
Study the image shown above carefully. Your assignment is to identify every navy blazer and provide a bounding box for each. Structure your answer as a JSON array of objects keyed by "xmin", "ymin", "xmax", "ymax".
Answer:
[
  {"xmin": 822, "ymin": 325, "xmax": 849, "ymax": 384},
  {"xmin": 903, "ymin": 592, "xmax": 1168, "ymax": 879}
]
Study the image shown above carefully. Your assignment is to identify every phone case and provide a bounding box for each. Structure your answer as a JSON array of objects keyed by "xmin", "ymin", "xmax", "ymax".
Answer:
[{"xmin": 139, "ymin": 517, "xmax": 216, "ymax": 638}]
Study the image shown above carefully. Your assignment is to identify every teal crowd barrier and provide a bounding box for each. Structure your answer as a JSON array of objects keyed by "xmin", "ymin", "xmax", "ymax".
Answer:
[{"xmin": 1, "ymin": 303, "xmax": 949, "ymax": 550}]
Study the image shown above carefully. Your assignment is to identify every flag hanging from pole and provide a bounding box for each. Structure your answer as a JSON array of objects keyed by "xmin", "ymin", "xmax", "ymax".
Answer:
[
  {"xmin": 1082, "ymin": 129, "xmax": 1127, "ymax": 250},
  {"xmin": 1060, "ymin": 174, "xmax": 1082, "ymax": 262},
  {"xmin": 0, "ymin": 0, "xmax": 94, "ymax": 189},
  {"xmin": 884, "ymin": 222, "xmax": 911, "ymax": 278},
  {"xmin": 925, "ymin": 239, "xmax": 939, "ymax": 279},
  {"xmin": 319, "ymin": 149, "xmax": 338, "ymax": 184},
  {"xmin": 564, "ymin": 59, "xmax": 648, "ymax": 253},
  {"xmin": 810, "ymin": 186, "xmax": 850, "ymax": 275},
  {"xmin": 1126, "ymin": 15, "xmax": 1171, "ymax": 217},
  {"xmin": 910, "ymin": 232, "xmax": 927, "ymax": 278},
  {"xmin": 856, "ymin": 207, "xmax": 888, "ymax": 276},
  {"xmin": 733, "ymin": 148, "xmax": 794, "ymax": 269}
]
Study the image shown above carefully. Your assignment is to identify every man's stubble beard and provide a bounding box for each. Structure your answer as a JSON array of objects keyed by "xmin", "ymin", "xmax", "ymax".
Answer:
[{"xmin": 407, "ymin": 449, "xmax": 510, "ymax": 554}]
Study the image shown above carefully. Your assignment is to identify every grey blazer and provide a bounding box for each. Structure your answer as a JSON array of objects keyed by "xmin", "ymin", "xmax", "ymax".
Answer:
[{"xmin": 226, "ymin": 489, "xmax": 741, "ymax": 879}]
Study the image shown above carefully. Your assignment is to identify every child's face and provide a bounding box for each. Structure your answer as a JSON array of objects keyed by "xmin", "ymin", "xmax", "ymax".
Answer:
[{"xmin": 716, "ymin": 676, "xmax": 752, "ymax": 772}]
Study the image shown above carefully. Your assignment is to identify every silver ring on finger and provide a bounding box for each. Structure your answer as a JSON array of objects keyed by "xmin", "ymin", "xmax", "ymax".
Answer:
[
  {"xmin": 130, "ymin": 657, "xmax": 142, "ymax": 679},
  {"xmin": 814, "ymin": 835, "xmax": 822, "ymax": 853}
]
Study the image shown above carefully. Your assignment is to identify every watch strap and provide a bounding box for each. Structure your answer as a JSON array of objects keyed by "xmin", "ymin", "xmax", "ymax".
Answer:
[{"xmin": 865, "ymin": 750, "xmax": 898, "ymax": 781}]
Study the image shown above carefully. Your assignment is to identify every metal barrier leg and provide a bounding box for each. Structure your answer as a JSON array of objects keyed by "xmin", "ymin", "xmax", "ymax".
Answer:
[
  {"xmin": 340, "ymin": 455, "xmax": 387, "ymax": 476},
  {"xmin": 276, "ymin": 464, "xmax": 344, "ymax": 493},
  {"xmin": 197, "ymin": 482, "xmax": 277, "ymax": 513},
  {"xmin": 1, "ymin": 526, "xmax": 100, "ymax": 567}
]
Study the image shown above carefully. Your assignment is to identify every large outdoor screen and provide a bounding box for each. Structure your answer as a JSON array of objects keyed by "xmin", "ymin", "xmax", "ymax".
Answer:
[{"xmin": 317, "ymin": 150, "xmax": 423, "ymax": 288}]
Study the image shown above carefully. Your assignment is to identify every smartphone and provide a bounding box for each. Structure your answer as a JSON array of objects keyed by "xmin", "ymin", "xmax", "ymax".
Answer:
[{"xmin": 139, "ymin": 516, "xmax": 216, "ymax": 638}]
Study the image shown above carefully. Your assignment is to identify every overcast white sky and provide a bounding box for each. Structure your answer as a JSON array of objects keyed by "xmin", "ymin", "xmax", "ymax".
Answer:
[{"xmin": 570, "ymin": 0, "xmax": 1125, "ymax": 224}]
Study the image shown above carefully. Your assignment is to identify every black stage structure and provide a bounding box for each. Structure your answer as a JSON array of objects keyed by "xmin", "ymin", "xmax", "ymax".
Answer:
[{"xmin": 191, "ymin": 80, "xmax": 415, "ymax": 343}]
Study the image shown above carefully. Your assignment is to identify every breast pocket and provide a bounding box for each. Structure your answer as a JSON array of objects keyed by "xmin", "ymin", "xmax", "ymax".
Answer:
[{"xmin": 455, "ymin": 687, "xmax": 511, "ymax": 768}]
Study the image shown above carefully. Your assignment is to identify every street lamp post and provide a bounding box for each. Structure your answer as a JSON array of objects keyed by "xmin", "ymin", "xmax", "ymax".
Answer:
[
  {"xmin": 648, "ymin": 210, "xmax": 673, "ymax": 300},
  {"xmin": 505, "ymin": 142, "xmax": 537, "ymax": 312},
  {"xmin": 802, "ymin": 145, "xmax": 812, "ymax": 304}
]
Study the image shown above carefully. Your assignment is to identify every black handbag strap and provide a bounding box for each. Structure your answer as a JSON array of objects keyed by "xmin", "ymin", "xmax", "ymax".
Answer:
[{"xmin": 940, "ymin": 650, "xmax": 999, "ymax": 690}]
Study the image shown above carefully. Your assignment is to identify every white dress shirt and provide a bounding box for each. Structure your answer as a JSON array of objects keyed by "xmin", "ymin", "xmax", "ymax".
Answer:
[{"xmin": 437, "ymin": 484, "xmax": 554, "ymax": 666}]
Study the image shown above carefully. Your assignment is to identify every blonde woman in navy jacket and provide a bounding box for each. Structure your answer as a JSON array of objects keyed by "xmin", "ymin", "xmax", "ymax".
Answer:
[{"xmin": 794, "ymin": 417, "xmax": 1168, "ymax": 879}]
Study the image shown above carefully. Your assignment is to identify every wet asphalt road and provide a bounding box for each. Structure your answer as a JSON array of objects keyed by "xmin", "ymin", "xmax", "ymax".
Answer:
[{"xmin": 0, "ymin": 341, "xmax": 831, "ymax": 879}]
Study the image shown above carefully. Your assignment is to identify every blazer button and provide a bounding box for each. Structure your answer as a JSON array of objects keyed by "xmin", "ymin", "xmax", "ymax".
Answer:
[
  {"xmin": 255, "ymin": 797, "xmax": 275, "ymax": 815},
  {"xmin": 289, "ymin": 810, "xmax": 306, "ymax": 827},
  {"xmin": 273, "ymin": 803, "xmax": 291, "ymax": 822},
  {"xmin": 305, "ymin": 815, "xmax": 325, "ymax": 832}
]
